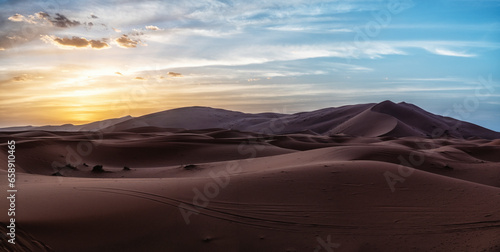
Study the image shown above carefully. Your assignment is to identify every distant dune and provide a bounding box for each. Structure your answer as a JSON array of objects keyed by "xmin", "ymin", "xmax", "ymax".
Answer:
[
  {"xmin": 1, "ymin": 101, "xmax": 499, "ymax": 251},
  {"xmin": 104, "ymin": 100, "xmax": 500, "ymax": 139},
  {"xmin": 3, "ymin": 100, "xmax": 498, "ymax": 139},
  {"xmin": 0, "ymin": 116, "xmax": 132, "ymax": 132}
]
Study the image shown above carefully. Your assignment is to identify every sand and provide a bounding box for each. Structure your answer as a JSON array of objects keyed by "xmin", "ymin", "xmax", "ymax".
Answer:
[{"xmin": 1, "ymin": 101, "xmax": 499, "ymax": 251}]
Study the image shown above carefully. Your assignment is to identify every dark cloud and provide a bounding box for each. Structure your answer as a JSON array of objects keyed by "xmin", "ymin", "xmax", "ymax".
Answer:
[
  {"xmin": 2, "ymin": 11, "xmax": 86, "ymax": 51},
  {"xmin": 115, "ymin": 34, "xmax": 141, "ymax": 48},
  {"xmin": 3, "ymin": 11, "xmax": 144, "ymax": 51},
  {"xmin": 35, "ymin": 12, "xmax": 50, "ymax": 19},
  {"xmin": 42, "ymin": 35, "xmax": 109, "ymax": 49},
  {"xmin": 83, "ymin": 22, "xmax": 94, "ymax": 30},
  {"xmin": 50, "ymin": 13, "xmax": 81, "ymax": 28},
  {"xmin": 167, "ymin": 72, "xmax": 183, "ymax": 77},
  {"xmin": 11, "ymin": 12, "xmax": 81, "ymax": 28}
]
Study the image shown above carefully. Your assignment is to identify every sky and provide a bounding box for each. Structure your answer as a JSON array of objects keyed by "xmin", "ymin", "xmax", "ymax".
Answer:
[{"xmin": 0, "ymin": 0, "xmax": 499, "ymax": 131}]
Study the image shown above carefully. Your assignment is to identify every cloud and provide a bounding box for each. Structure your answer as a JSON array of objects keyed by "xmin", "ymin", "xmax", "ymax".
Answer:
[
  {"xmin": 134, "ymin": 77, "xmax": 145, "ymax": 80},
  {"xmin": 8, "ymin": 13, "xmax": 37, "ymax": 24},
  {"xmin": 112, "ymin": 28, "xmax": 121, "ymax": 33},
  {"xmin": 8, "ymin": 12, "xmax": 81, "ymax": 28},
  {"xmin": 12, "ymin": 75, "xmax": 29, "ymax": 82},
  {"xmin": 88, "ymin": 39, "xmax": 109, "ymax": 49},
  {"xmin": 115, "ymin": 72, "xmax": 123, "ymax": 75},
  {"xmin": 44, "ymin": 13, "xmax": 80, "ymax": 28},
  {"xmin": 129, "ymin": 30, "xmax": 144, "ymax": 36},
  {"xmin": 7, "ymin": 35, "xmax": 25, "ymax": 41},
  {"xmin": 84, "ymin": 22, "xmax": 94, "ymax": 29},
  {"xmin": 48, "ymin": 36, "xmax": 87, "ymax": 47},
  {"xmin": 90, "ymin": 14, "xmax": 99, "ymax": 19},
  {"xmin": 9, "ymin": 73, "xmax": 44, "ymax": 82},
  {"xmin": 7, "ymin": 14, "xmax": 23, "ymax": 22},
  {"xmin": 167, "ymin": 72, "xmax": 183, "ymax": 77},
  {"xmin": 41, "ymin": 35, "xmax": 110, "ymax": 49},
  {"xmin": 115, "ymin": 34, "xmax": 141, "ymax": 48},
  {"xmin": 397, "ymin": 77, "xmax": 467, "ymax": 82},
  {"xmin": 145, "ymin": 25, "xmax": 162, "ymax": 31},
  {"xmin": 8, "ymin": 14, "xmax": 26, "ymax": 22},
  {"xmin": 430, "ymin": 48, "xmax": 476, "ymax": 57},
  {"xmin": 35, "ymin": 12, "xmax": 50, "ymax": 20}
]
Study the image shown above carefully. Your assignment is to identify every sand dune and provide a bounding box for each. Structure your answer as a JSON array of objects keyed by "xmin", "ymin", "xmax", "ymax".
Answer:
[
  {"xmin": 328, "ymin": 106, "xmax": 399, "ymax": 137},
  {"xmin": 1, "ymin": 102, "xmax": 499, "ymax": 251},
  {"xmin": 3, "ymin": 101, "xmax": 499, "ymax": 139},
  {"xmin": 1, "ymin": 152, "xmax": 499, "ymax": 251},
  {"xmin": 0, "ymin": 116, "xmax": 132, "ymax": 132},
  {"xmin": 96, "ymin": 101, "xmax": 500, "ymax": 139}
]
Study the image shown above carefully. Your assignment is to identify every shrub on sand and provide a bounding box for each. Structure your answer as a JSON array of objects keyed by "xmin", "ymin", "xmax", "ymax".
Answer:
[{"xmin": 92, "ymin": 165, "xmax": 105, "ymax": 173}]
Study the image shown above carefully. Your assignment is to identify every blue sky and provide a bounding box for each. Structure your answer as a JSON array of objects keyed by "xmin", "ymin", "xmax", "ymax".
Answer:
[{"xmin": 0, "ymin": 0, "xmax": 499, "ymax": 131}]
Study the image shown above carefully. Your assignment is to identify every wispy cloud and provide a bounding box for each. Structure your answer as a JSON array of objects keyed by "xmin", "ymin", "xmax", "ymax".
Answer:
[
  {"xmin": 397, "ymin": 77, "xmax": 470, "ymax": 82},
  {"xmin": 8, "ymin": 13, "xmax": 36, "ymax": 23},
  {"xmin": 429, "ymin": 48, "xmax": 476, "ymax": 57},
  {"xmin": 167, "ymin": 72, "xmax": 183, "ymax": 77}
]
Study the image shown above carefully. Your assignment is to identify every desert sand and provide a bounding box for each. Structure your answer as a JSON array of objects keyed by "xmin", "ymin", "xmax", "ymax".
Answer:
[{"xmin": 1, "ymin": 101, "xmax": 500, "ymax": 251}]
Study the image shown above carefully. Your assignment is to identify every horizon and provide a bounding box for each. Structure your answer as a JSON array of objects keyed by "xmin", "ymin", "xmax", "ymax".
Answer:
[
  {"xmin": 1, "ymin": 100, "xmax": 500, "ymax": 133},
  {"xmin": 1, "ymin": 0, "xmax": 499, "ymax": 131}
]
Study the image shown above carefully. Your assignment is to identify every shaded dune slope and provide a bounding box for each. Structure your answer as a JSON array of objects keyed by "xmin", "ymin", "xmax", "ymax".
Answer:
[{"xmin": 99, "ymin": 101, "xmax": 500, "ymax": 139}]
